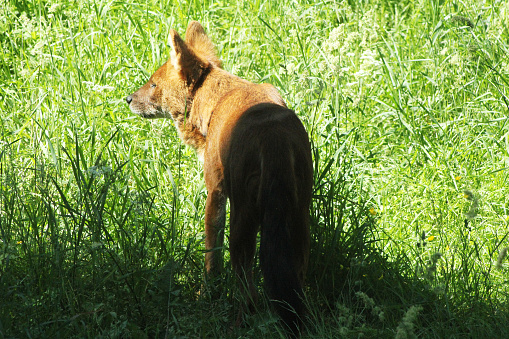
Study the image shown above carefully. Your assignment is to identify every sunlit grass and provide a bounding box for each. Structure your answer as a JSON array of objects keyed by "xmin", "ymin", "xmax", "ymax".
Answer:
[{"xmin": 1, "ymin": 0, "xmax": 508, "ymax": 337}]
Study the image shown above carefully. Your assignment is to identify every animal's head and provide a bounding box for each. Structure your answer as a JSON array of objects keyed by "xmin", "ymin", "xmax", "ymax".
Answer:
[{"xmin": 126, "ymin": 21, "xmax": 222, "ymax": 121}]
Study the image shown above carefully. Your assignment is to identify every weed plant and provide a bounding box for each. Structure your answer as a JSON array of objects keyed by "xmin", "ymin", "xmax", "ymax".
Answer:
[{"xmin": 1, "ymin": 0, "xmax": 508, "ymax": 338}]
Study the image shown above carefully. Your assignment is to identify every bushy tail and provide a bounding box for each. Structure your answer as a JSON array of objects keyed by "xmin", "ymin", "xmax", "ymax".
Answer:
[{"xmin": 259, "ymin": 143, "xmax": 304, "ymax": 336}]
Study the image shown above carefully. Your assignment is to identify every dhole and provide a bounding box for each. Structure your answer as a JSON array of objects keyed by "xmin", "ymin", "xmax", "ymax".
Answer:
[{"xmin": 126, "ymin": 21, "xmax": 313, "ymax": 336}]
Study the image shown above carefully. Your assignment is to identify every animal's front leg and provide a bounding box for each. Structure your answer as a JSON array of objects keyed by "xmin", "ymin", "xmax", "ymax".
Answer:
[{"xmin": 204, "ymin": 189, "xmax": 226, "ymax": 277}]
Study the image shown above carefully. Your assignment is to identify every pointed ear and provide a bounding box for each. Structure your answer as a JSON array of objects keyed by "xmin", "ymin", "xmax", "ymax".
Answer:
[
  {"xmin": 169, "ymin": 29, "xmax": 209, "ymax": 87},
  {"xmin": 185, "ymin": 21, "xmax": 223, "ymax": 68}
]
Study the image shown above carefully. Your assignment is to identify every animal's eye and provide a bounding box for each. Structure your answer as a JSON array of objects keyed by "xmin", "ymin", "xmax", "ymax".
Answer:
[{"xmin": 151, "ymin": 83, "xmax": 156, "ymax": 88}]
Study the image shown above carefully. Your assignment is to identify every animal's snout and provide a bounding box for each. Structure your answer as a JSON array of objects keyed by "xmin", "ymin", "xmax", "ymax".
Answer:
[{"xmin": 125, "ymin": 95, "xmax": 133, "ymax": 105}]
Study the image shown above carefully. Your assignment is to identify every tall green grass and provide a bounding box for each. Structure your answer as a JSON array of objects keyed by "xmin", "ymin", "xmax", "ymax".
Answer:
[{"xmin": 1, "ymin": 0, "xmax": 508, "ymax": 337}]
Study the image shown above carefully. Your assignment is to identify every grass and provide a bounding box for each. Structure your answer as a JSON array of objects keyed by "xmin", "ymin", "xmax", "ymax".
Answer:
[{"xmin": 1, "ymin": 0, "xmax": 508, "ymax": 337}]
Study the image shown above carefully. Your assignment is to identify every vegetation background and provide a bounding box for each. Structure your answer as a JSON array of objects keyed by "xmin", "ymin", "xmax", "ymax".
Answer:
[{"xmin": 1, "ymin": 0, "xmax": 508, "ymax": 337}]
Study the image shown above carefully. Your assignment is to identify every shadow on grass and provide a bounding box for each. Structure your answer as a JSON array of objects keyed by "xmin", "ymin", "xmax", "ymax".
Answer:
[{"xmin": 305, "ymin": 145, "xmax": 509, "ymax": 338}]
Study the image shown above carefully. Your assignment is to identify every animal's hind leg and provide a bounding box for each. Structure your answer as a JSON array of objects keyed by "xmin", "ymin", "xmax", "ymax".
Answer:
[{"xmin": 229, "ymin": 202, "xmax": 259, "ymax": 325}]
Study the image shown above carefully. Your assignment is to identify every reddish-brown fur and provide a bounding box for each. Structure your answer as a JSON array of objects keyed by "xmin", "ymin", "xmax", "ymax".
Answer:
[{"xmin": 126, "ymin": 21, "xmax": 313, "ymax": 336}]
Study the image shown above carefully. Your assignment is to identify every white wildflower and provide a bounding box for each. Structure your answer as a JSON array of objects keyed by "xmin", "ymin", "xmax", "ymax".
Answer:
[
  {"xmin": 83, "ymin": 81, "xmax": 115, "ymax": 92},
  {"xmin": 395, "ymin": 305, "xmax": 422, "ymax": 339},
  {"xmin": 359, "ymin": 9, "xmax": 380, "ymax": 47},
  {"xmin": 449, "ymin": 53, "xmax": 461, "ymax": 66},
  {"xmin": 354, "ymin": 49, "xmax": 381, "ymax": 78},
  {"xmin": 341, "ymin": 32, "xmax": 360, "ymax": 57},
  {"xmin": 325, "ymin": 25, "xmax": 346, "ymax": 52},
  {"xmin": 17, "ymin": 12, "xmax": 35, "ymax": 40},
  {"xmin": 48, "ymin": 3, "xmax": 60, "ymax": 13},
  {"xmin": 18, "ymin": 60, "xmax": 30, "ymax": 77}
]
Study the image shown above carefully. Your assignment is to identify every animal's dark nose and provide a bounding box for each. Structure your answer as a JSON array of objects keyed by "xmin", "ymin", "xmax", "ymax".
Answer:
[{"xmin": 126, "ymin": 95, "xmax": 132, "ymax": 105}]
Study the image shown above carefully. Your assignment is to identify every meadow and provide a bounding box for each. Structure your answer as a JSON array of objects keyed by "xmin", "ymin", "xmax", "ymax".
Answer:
[{"xmin": 1, "ymin": 0, "xmax": 508, "ymax": 337}]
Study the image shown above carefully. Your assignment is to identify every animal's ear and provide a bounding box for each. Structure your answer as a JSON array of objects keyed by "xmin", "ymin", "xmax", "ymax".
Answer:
[
  {"xmin": 185, "ymin": 21, "xmax": 223, "ymax": 68},
  {"xmin": 169, "ymin": 29, "xmax": 209, "ymax": 87}
]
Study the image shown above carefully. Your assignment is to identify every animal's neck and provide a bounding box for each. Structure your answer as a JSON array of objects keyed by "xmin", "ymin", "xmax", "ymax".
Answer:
[{"xmin": 190, "ymin": 68, "xmax": 249, "ymax": 135}]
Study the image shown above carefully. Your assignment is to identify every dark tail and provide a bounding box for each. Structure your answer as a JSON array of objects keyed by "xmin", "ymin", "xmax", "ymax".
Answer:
[{"xmin": 259, "ymin": 141, "xmax": 304, "ymax": 336}]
